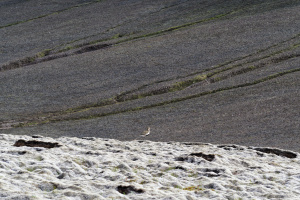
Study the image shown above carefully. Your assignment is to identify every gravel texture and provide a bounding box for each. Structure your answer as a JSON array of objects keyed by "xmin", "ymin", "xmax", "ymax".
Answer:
[{"xmin": 1, "ymin": 0, "xmax": 300, "ymax": 152}]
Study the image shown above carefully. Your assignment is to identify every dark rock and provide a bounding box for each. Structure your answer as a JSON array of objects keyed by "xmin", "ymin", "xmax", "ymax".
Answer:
[
  {"xmin": 175, "ymin": 156, "xmax": 196, "ymax": 163},
  {"xmin": 175, "ymin": 166, "xmax": 186, "ymax": 171},
  {"xmin": 18, "ymin": 151, "xmax": 27, "ymax": 155},
  {"xmin": 201, "ymin": 168, "xmax": 224, "ymax": 174},
  {"xmin": 149, "ymin": 152, "xmax": 157, "ymax": 156},
  {"xmin": 175, "ymin": 156, "xmax": 186, "ymax": 162},
  {"xmin": 35, "ymin": 148, "xmax": 43, "ymax": 151},
  {"xmin": 254, "ymin": 148, "xmax": 297, "ymax": 158},
  {"xmin": 190, "ymin": 152, "xmax": 215, "ymax": 161},
  {"xmin": 13, "ymin": 139, "xmax": 61, "ymax": 149},
  {"xmin": 204, "ymin": 173, "xmax": 220, "ymax": 177},
  {"xmin": 57, "ymin": 173, "xmax": 65, "ymax": 179},
  {"xmin": 116, "ymin": 185, "xmax": 144, "ymax": 195},
  {"xmin": 81, "ymin": 137, "xmax": 95, "ymax": 141},
  {"xmin": 218, "ymin": 145, "xmax": 245, "ymax": 151},
  {"xmin": 31, "ymin": 135, "xmax": 43, "ymax": 138},
  {"xmin": 105, "ymin": 144, "xmax": 113, "ymax": 147}
]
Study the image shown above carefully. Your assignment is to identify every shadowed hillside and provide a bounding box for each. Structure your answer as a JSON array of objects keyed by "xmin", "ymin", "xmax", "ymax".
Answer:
[{"xmin": 1, "ymin": 0, "xmax": 300, "ymax": 152}]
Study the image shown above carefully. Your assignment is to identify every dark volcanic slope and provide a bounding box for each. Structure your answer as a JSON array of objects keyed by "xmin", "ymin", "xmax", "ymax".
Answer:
[{"xmin": 1, "ymin": 0, "xmax": 300, "ymax": 152}]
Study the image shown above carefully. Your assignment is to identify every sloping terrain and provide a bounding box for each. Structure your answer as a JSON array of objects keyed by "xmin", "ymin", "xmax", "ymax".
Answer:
[{"xmin": 1, "ymin": 0, "xmax": 300, "ymax": 152}]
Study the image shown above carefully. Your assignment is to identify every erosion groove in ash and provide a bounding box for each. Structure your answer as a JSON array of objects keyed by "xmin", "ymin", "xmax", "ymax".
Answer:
[{"xmin": 10, "ymin": 67, "xmax": 300, "ymax": 129}]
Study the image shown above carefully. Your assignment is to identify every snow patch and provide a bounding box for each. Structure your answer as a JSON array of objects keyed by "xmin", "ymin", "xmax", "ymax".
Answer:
[{"xmin": 0, "ymin": 134, "xmax": 299, "ymax": 200}]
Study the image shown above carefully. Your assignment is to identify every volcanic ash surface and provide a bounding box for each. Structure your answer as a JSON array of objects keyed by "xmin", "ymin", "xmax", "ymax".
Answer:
[{"xmin": 0, "ymin": 134, "xmax": 300, "ymax": 200}]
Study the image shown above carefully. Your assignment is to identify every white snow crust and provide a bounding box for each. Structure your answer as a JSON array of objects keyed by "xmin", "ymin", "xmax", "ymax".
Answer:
[{"xmin": 0, "ymin": 134, "xmax": 300, "ymax": 200}]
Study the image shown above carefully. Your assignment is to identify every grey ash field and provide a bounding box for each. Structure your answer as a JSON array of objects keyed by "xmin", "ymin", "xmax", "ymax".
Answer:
[{"xmin": 0, "ymin": 0, "xmax": 300, "ymax": 152}]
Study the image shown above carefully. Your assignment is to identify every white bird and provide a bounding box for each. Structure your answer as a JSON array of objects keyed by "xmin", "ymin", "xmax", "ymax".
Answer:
[
  {"xmin": 134, "ymin": 127, "xmax": 150, "ymax": 140},
  {"xmin": 141, "ymin": 127, "xmax": 150, "ymax": 137}
]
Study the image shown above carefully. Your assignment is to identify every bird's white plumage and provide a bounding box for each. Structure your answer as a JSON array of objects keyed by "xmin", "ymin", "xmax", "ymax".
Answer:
[{"xmin": 141, "ymin": 127, "xmax": 150, "ymax": 137}]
